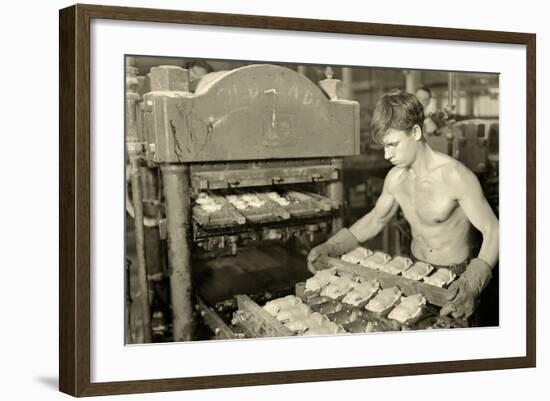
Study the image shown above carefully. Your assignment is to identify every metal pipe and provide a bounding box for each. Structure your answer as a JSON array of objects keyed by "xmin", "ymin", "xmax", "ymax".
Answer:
[
  {"xmin": 126, "ymin": 64, "xmax": 152, "ymax": 343},
  {"xmin": 405, "ymin": 70, "xmax": 421, "ymax": 94},
  {"xmin": 139, "ymin": 166, "xmax": 165, "ymax": 281},
  {"xmin": 125, "ymin": 258, "xmax": 132, "ymax": 344},
  {"xmin": 445, "ymin": 73, "xmax": 458, "ymax": 157},
  {"xmin": 128, "ymin": 160, "xmax": 152, "ymax": 343},
  {"xmin": 128, "ymin": 163, "xmax": 153, "ymax": 342},
  {"xmin": 447, "ymin": 136, "xmax": 454, "ymax": 156},
  {"xmin": 326, "ymin": 158, "xmax": 345, "ymax": 234},
  {"xmin": 455, "ymin": 75, "xmax": 461, "ymax": 115},
  {"xmin": 341, "ymin": 67, "xmax": 353, "ymax": 100},
  {"xmin": 448, "ymin": 72, "xmax": 455, "ymax": 110},
  {"xmin": 161, "ymin": 164, "xmax": 193, "ymax": 341}
]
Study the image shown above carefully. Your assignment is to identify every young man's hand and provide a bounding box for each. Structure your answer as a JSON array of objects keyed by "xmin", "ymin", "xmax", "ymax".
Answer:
[
  {"xmin": 440, "ymin": 258, "xmax": 492, "ymax": 319},
  {"xmin": 307, "ymin": 242, "xmax": 337, "ymax": 273},
  {"xmin": 306, "ymin": 228, "xmax": 359, "ymax": 274}
]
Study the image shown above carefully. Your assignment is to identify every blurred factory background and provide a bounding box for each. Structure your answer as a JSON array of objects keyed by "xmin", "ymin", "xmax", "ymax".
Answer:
[{"xmin": 125, "ymin": 56, "xmax": 499, "ymax": 343}]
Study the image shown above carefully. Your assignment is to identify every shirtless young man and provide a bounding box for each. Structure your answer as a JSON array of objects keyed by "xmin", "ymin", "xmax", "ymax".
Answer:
[{"xmin": 307, "ymin": 89, "xmax": 499, "ymax": 320}]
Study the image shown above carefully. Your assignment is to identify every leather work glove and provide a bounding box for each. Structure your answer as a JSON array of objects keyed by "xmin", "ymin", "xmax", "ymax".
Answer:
[
  {"xmin": 440, "ymin": 258, "xmax": 492, "ymax": 319},
  {"xmin": 307, "ymin": 228, "xmax": 360, "ymax": 274}
]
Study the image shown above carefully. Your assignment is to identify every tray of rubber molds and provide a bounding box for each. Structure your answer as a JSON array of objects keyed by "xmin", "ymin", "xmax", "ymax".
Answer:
[
  {"xmin": 192, "ymin": 191, "xmax": 248, "ymax": 228},
  {"xmin": 192, "ymin": 190, "xmax": 289, "ymax": 229},
  {"xmin": 223, "ymin": 190, "xmax": 293, "ymax": 224},
  {"xmin": 261, "ymin": 190, "xmax": 339, "ymax": 219},
  {"xmin": 192, "ymin": 190, "xmax": 339, "ymax": 229},
  {"xmin": 320, "ymin": 249, "xmax": 458, "ymax": 307},
  {"xmin": 231, "ymin": 282, "xmax": 460, "ymax": 338},
  {"xmin": 295, "ymin": 272, "xmax": 462, "ymax": 332},
  {"xmin": 295, "ymin": 278, "xmax": 404, "ymax": 333},
  {"xmin": 232, "ymin": 293, "xmax": 346, "ymax": 338},
  {"xmin": 231, "ymin": 294, "xmax": 296, "ymax": 338}
]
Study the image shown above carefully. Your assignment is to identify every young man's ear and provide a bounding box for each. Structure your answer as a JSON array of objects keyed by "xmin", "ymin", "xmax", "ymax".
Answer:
[{"xmin": 412, "ymin": 124, "xmax": 423, "ymax": 141}]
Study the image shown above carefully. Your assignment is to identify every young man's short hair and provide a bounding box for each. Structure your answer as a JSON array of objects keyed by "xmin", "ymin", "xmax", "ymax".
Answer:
[{"xmin": 371, "ymin": 89, "xmax": 425, "ymax": 144}]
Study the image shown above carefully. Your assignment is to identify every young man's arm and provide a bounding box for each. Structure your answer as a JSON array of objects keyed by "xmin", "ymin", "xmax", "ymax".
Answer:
[
  {"xmin": 307, "ymin": 168, "xmax": 400, "ymax": 272},
  {"xmin": 452, "ymin": 163, "xmax": 499, "ymax": 267},
  {"xmin": 349, "ymin": 169, "xmax": 400, "ymax": 242},
  {"xmin": 440, "ymin": 162, "xmax": 499, "ymax": 318}
]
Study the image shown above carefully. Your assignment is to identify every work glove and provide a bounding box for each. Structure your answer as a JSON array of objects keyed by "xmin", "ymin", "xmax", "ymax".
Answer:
[
  {"xmin": 440, "ymin": 258, "xmax": 492, "ymax": 319},
  {"xmin": 307, "ymin": 228, "xmax": 360, "ymax": 274}
]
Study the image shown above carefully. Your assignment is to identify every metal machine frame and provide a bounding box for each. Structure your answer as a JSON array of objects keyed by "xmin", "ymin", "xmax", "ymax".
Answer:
[{"xmin": 126, "ymin": 63, "xmax": 360, "ymax": 341}]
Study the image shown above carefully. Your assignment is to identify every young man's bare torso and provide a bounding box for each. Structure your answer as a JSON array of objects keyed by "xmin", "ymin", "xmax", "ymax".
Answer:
[{"xmin": 386, "ymin": 152, "xmax": 472, "ymax": 265}]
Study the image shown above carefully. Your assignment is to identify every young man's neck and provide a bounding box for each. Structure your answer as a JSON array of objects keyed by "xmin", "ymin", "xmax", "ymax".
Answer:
[{"xmin": 409, "ymin": 141, "xmax": 433, "ymax": 177}]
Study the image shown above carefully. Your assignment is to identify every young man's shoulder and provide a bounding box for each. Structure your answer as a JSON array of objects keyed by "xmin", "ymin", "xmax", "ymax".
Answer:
[
  {"xmin": 436, "ymin": 153, "xmax": 479, "ymax": 190},
  {"xmin": 430, "ymin": 150, "xmax": 469, "ymax": 174},
  {"xmin": 385, "ymin": 166, "xmax": 408, "ymax": 189}
]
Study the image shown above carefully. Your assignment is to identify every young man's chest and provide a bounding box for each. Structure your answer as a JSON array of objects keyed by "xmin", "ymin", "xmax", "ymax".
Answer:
[{"xmin": 393, "ymin": 174, "xmax": 459, "ymax": 225}]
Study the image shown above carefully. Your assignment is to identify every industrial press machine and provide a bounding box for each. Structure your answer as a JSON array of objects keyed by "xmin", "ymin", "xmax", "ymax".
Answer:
[{"xmin": 126, "ymin": 63, "xmax": 360, "ymax": 342}]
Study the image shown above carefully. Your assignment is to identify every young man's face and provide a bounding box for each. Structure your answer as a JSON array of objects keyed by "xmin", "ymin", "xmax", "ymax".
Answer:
[{"xmin": 381, "ymin": 127, "xmax": 421, "ymax": 168}]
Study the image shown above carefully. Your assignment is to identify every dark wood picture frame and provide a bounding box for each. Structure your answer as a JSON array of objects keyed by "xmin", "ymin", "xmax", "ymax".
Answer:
[{"xmin": 59, "ymin": 3, "xmax": 536, "ymax": 397}]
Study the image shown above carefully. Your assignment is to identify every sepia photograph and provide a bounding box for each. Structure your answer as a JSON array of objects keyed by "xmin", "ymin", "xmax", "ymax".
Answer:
[{"xmin": 124, "ymin": 55, "xmax": 500, "ymax": 344}]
